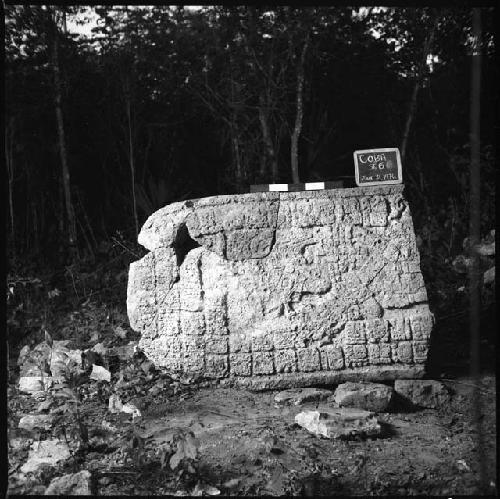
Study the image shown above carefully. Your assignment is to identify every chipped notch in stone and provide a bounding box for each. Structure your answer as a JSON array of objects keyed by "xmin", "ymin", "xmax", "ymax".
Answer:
[{"xmin": 172, "ymin": 223, "xmax": 201, "ymax": 266}]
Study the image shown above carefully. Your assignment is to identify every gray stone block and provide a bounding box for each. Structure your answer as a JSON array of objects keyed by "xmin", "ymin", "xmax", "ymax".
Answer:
[
  {"xmin": 394, "ymin": 379, "xmax": 451, "ymax": 408},
  {"xmin": 128, "ymin": 186, "xmax": 434, "ymax": 389},
  {"xmin": 334, "ymin": 381, "xmax": 394, "ymax": 412}
]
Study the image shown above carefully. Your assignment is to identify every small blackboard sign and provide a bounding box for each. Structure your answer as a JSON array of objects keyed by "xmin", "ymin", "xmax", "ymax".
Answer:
[{"xmin": 353, "ymin": 148, "xmax": 402, "ymax": 186}]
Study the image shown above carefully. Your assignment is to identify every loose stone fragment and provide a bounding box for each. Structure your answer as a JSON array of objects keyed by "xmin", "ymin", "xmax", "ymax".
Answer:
[
  {"xmin": 20, "ymin": 439, "xmax": 71, "ymax": 473},
  {"xmin": 274, "ymin": 387, "xmax": 333, "ymax": 406},
  {"xmin": 108, "ymin": 394, "xmax": 141, "ymax": 417},
  {"xmin": 108, "ymin": 394, "xmax": 123, "ymax": 413},
  {"xmin": 18, "ymin": 414, "xmax": 55, "ymax": 431},
  {"xmin": 19, "ymin": 376, "xmax": 53, "ymax": 395},
  {"xmin": 394, "ymin": 379, "xmax": 451, "ymax": 408},
  {"xmin": 128, "ymin": 186, "xmax": 433, "ymax": 388},
  {"xmin": 121, "ymin": 402, "xmax": 142, "ymax": 418},
  {"xmin": 44, "ymin": 470, "xmax": 92, "ymax": 495},
  {"xmin": 334, "ymin": 381, "xmax": 393, "ymax": 412},
  {"xmin": 294, "ymin": 408, "xmax": 381, "ymax": 439},
  {"xmin": 90, "ymin": 364, "xmax": 111, "ymax": 382}
]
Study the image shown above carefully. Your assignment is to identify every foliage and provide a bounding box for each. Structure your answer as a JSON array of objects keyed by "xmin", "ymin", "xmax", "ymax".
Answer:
[
  {"xmin": 5, "ymin": 6, "xmax": 495, "ymax": 264},
  {"xmin": 159, "ymin": 429, "xmax": 199, "ymax": 475}
]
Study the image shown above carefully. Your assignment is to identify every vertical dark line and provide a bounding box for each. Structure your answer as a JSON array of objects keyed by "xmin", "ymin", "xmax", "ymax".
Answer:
[{"xmin": 468, "ymin": 7, "xmax": 485, "ymax": 494}]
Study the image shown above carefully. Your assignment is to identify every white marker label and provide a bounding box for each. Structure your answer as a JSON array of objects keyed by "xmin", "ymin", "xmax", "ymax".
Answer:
[
  {"xmin": 269, "ymin": 184, "xmax": 289, "ymax": 191},
  {"xmin": 305, "ymin": 182, "xmax": 325, "ymax": 190}
]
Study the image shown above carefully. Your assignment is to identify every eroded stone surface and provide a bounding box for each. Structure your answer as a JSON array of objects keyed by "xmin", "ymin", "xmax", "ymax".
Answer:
[
  {"xmin": 334, "ymin": 381, "xmax": 393, "ymax": 412},
  {"xmin": 127, "ymin": 186, "xmax": 434, "ymax": 389},
  {"xmin": 294, "ymin": 407, "xmax": 381, "ymax": 439},
  {"xmin": 394, "ymin": 379, "xmax": 450, "ymax": 408}
]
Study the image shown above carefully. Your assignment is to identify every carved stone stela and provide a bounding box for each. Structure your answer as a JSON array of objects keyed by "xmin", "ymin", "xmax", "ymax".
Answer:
[{"xmin": 127, "ymin": 185, "xmax": 433, "ymax": 389}]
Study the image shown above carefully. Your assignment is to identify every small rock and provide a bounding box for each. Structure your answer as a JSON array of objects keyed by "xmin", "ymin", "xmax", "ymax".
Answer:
[
  {"xmin": 192, "ymin": 483, "xmax": 220, "ymax": 496},
  {"xmin": 44, "ymin": 470, "xmax": 92, "ymax": 495},
  {"xmin": 18, "ymin": 414, "xmax": 55, "ymax": 431},
  {"xmin": 122, "ymin": 402, "xmax": 142, "ymax": 418},
  {"xmin": 222, "ymin": 478, "xmax": 242, "ymax": 489},
  {"xmin": 394, "ymin": 379, "xmax": 451, "ymax": 409},
  {"xmin": 90, "ymin": 365, "xmax": 111, "ymax": 382},
  {"xmin": 274, "ymin": 387, "xmax": 333, "ymax": 406},
  {"xmin": 107, "ymin": 395, "xmax": 141, "ymax": 418},
  {"xmin": 9, "ymin": 437, "xmax": 33, "ymax": 451},
  {"xmin": 20, "ymin": 439, "xmax": 71, "ymax": 473},
  {"xmin": 295, "ymin": 407, "xmax": 381, "ymax": 439},
  {"xmin": 334, "ymin": 381, "xmax": 393, "ymax": 412},
  {"xmin": 19, "ymin": 376, "xmax": 53, "ymax": 395},
  {"xmin": 108, "ymin": 394, "xmax": 123, "ymax": 413}
]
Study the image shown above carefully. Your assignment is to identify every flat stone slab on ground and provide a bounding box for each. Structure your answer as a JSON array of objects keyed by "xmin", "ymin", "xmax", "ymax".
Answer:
[
  {"xmin": 394, "ymin": 379, "xmax": 451, "ymax": 408},
  {"xmin": 334, "ymin": 381, "xmax": 393, "ymax": 412},
  {"xmin": 295, "ymin": 407, "xmax": 381, "ymax": 439},
  {"xmin": 274, "ymin": 387, "xmax": 333, "ymax": 406}
]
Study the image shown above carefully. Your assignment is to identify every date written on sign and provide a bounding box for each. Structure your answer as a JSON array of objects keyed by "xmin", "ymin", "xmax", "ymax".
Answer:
[{"xmin": 353, "ymin": 148, "xmax": 402, "ymax": 186}]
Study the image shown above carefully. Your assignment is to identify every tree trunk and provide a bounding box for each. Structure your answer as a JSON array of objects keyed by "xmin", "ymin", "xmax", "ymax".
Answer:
[
  {"xmin": 51, "ymin": 9, "xmax": 77, "ymax": 250},
  {"xmin": 231, "ymin": 127, "xmax": 242, "ymax": 189},
  {"xmin": 290, "ymin": 33, "xmax": 309, "ymax": 184},
  {"xmin": 125, "ymin": 82, "xmax": 139, "ymax": 237},
  {"xmin": 400, "ymin": 13, "xmax": 439, "ymax": 162},
  {"xmin": 229, "ymin": 53, "xmax": 243, "ymax": 189},
  {"xmin": 258, "ymin": 94, "xmax": 278, "ymax": 181},
  {"xmin": 5, "ymin": 118, "xmax": 15, "ymax": 256},
  {"xmin": 468, "ymin": 8, "xmax": 486, "ymax": 493}
]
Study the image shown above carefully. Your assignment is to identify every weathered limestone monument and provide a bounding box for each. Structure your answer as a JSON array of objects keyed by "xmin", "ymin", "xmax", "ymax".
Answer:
[{"xmin": 127, "ymin": 185, "xmax": 433, "ymax": 389}]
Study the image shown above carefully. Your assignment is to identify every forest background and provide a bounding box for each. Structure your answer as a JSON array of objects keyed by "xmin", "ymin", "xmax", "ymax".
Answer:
[{"xmin": 4, "ymin": 6, "xmax": 496, "ymax": 357}]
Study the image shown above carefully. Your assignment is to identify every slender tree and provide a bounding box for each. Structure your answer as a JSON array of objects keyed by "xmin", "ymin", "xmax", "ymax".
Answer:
[
  {"xmin": 468, "ymin": 7, "xmax": 485, "ymax": 493},
  {"xmin": 400, "ymin": 10, "xmax": 439, "ymax": 162},
  {"xmin": 290, "ymin": 31, "xmax": 310, "ymax": 184},
  {"xmin": 49, "ymin": 6, "xmax": 78, "ymax": 251}
]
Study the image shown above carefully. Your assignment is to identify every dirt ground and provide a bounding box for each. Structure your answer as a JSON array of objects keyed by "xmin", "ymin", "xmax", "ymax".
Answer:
[
  {"xmin": 116, "ymin": 377, "xmax": 497, "ymax": 496},
  {"xmin": 6, "ymin": 291, "xmax": 498, "ymax": 496},
  {"xmin": 7, "ymin": 363, "xmax": 497, "ymax": 496}
]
